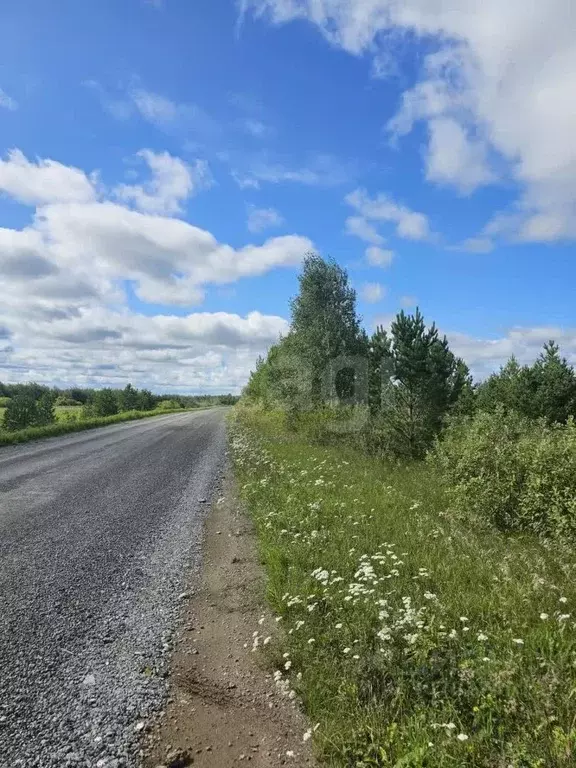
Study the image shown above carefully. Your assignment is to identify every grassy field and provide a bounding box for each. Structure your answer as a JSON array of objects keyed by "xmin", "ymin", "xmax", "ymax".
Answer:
[{"xmin": 231, "ymin": 408, "xmax": 576, "ymax": 767}]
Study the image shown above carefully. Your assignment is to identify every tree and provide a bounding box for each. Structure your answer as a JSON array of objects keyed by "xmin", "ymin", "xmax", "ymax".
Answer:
[
  {"xmin": 35, "ymin": 392, "xmax": 56, "ymax": 426},
  {"xmin": 374, "ymin": 310, "xmax": 465, "ymax": 458},
  {"xmin": 92, "ymin": 388, "xmax": 119, "ymax": 417},
  {"xmin": 368, "ymin": 325, "xmax": 392, "ymax": 415},
  {"xmin": 3, "ymin": 392, "xmax": 38, "ymax": 431},
  {"xmin": 531, "ymin": 341, "xmax": 576, "ymax": 424},
  {"xmin": 119, "ymin": 383, "xmax": 139, "ymax": 412},
  {"xmin": 136, "ymin": 389, "xmax": 156, "ymax": 411},
  {"xmin": 289, "ymin": 254, "xmax": 367, "ymax": 405}
]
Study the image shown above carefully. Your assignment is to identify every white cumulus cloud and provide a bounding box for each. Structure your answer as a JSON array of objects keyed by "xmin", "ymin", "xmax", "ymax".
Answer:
[
  {"xmin": 247, "ymin": 206, "xmax": 284, "ymax": 233},
  {"xmin": 244, "ymin": 0, "xmax": 576, "ymax": 241}
]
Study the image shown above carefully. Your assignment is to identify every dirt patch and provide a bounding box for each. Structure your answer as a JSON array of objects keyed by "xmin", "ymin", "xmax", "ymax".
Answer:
[{"xmin": 142, "ymin": 471, "xmax": 316, "ymax": 768}]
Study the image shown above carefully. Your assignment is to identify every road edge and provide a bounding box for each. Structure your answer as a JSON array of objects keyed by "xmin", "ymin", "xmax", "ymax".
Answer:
[{"xmin": 142, "ymin": 468, "xmax": 316, "ymax": 767}]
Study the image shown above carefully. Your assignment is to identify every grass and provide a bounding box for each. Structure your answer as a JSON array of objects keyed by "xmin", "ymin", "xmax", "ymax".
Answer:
[
  {"xmin": 230, "ymin": 407, "xmax": 576, "ymax": 767},
  {"xmin": 0, "ymin": 406, "xmax": 202, "ymax": 446}
]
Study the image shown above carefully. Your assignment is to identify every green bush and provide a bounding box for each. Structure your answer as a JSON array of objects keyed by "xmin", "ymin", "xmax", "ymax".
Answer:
[
  {"xmin": 3, "ymin": 393, "xmax": 39, "ymax": 431},
  {"xmin": 432, "ymin": 408, "xmax": 576, "ymax": 538},
  {"xmin": 158, "ymin": 398, "xmax": 182, "ymax": 410},
  {"xmin": 92, "ymin": 388, "xmax": 119, "ymax": 417},
  {"xmin": 54, "ymin": 396, "xmax": 82, "ymax": 407}
]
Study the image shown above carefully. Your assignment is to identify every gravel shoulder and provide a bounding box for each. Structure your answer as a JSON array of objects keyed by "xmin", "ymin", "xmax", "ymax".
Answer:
[{"xmin": 142, "ymin": 471, "xmax": 316, "ymax": 768}]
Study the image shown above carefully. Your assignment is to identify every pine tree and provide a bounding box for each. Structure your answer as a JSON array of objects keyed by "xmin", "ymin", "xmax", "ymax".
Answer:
[
  {"xmin": 531, "ymin": 341, "xmax": 576, "ymax": 424},
  {"xmin": 375, "ymin": 309, "xmax": 462, "ymax": 458}
]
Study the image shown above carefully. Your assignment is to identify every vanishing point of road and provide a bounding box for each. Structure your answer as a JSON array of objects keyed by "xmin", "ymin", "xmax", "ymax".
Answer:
[{"xmin": 0, "ymin": 409, "xmax": 228, "ymax": 767}]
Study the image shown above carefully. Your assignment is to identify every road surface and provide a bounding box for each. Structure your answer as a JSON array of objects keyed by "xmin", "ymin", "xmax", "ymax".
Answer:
[{"xmin": 0, "ymin": 409, "xmax": 228, "ymax": 767}]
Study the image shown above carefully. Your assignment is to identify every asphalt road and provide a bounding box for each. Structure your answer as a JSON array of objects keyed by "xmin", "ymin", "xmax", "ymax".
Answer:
[{"xmin": 0, "ymin": 409, "xmax": 228, "ymax": 768}]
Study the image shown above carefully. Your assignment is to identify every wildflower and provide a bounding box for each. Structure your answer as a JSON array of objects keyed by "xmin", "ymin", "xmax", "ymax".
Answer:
[
  {"xmin": 477, "ymin": 632, "xmax": 488, "ymax": 641},
  {"xmin": 284, "ymin": 661, "xmax": 292, "ymax": 670},
  {"xmin": 445, "ymin": 723, "xmax": 457, "ymax": 731},
  {"xmin": 335, "ymin": 623, "xmax": 343, "ymax": 629},
  {"xmin": 307, "ymin": 638, "xmax": 315, "ymax": 644},
  {"xmin": 540, "ymin": 613, "xmax": 549, "ymax": 620},
  {"xmin": 459, "ymin": 617, "xmax": 469, "ymax": 623},
  {"xmin": 457, "ymin": 733, "xmax": 469, "ymax": 742},
  {"xmin": 263, "ymin": 636, "xmax": 272, "ymax": 645},
  {"xmin": 303, "ymin": 730, "xmax": 312, "ymax": 743},
  {"xmin": 352, "ymin": 654, "xmax": 360, "ymax": 659},
  {"xmin": 560, "ymin": 597, "xmax": 568, "ymax": 603},
  {"xmin": 343, "ymin": 647, "xmax": 351, "ymax": 655},
  {"xmin": 559, "ymin": 614, "xmax": 571, "ymax": 622},
  {"xmin": 286, "ymin": 750, "xmax": 295, "ymax": 758},
  {"xmin": 512, "ymin": 638, "xmax": 524, "ymax": 645}
]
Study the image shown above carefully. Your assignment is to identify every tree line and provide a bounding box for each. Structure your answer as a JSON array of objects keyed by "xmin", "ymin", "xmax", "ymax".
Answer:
[
  {"xmin": 0, "ymin": 382, "xmax": 238, "ymax": 432},
  {"xmin": 245, "ymin": 254, "xmax": 576, "ymax": 459}
]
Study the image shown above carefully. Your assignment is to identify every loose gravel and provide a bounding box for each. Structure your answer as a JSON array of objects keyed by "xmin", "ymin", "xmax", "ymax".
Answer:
[{"xmin": 0, "ymin": 410, "xmax": 227, "ymax": 767}]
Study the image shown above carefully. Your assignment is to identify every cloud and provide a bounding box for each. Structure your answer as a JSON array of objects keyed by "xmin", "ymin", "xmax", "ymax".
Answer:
[
  {"xmin": 346, "ymin": 188, "xmax": 430, "ymax": 240},
  {"xmin": 244, "ymin": 0, "xmax": 576, "ymax": 242},
  {"xmin": 115, "ymin": 150, "xmax": 211, "ymax": 215},
  {"xmin": 454, "ymin": 236, "xmax": 494, "ymax": 254},
  {"xmin": 241, "ymin": 118, "xmax": 270, "ymax": 137},
  {"xmin": 0, "ymin": 88, "xmax": 18, "ymax": 111},
  {"xmin": 0, "ymin": 148, "xmax": 313, "ymax": 391},
  {"xmin": 345, "ymin": 216, "xmax": 384, "ymax": 245},
  {"xmin": 400, "ymin": 295, "xmax": 417, "ymax": 308},
  {"xmin": 233, "ymin": 153, "xmax": 351, "ymax": 188},
  {"xmin": 365, "ymin": 246, "xmax": 394, "ymax": 268},
  {"xmin": 0, "ymin": 149, "xmax": 97, "ymax": 206},
  {"xmin": 425, "ymin": 117, "xmax": 495, "ymax": 193},
  {"xmin": 0, "ymin": 306, "xmax": 289, "ymax": 392},
  {"xmin": 87, "ymin": 82, "xmax": 220, "ymax": 141},
  {"xmin": 247, "ymin": 206, "xmax": 284, "ymax": 233},
  {"xmin": 360, "ymin": 282, "xmax": 385, "ymax": 303}
]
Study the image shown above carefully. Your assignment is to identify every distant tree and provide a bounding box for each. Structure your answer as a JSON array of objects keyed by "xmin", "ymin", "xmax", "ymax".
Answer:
[
  {"xmin": 476, "ymin": 343, "xmax": 576, "ymax": 425},
  {"xmin": 136, "ymin": 389, "xmax": 156, "ymax": 411},
  {"xmin": 119, "ymin": 383, "xmax": 139, "ymax": 412},
  {"xmin": 3, "ymin": 393, "xmax": 39, "ymax": 431},
  {"xmin": 92, "ymin": 388, "xmax": 119, "ymax": 417},
  {"xmin": 35, "ymin": 392, "xmax": 56, "ymax": 426}
]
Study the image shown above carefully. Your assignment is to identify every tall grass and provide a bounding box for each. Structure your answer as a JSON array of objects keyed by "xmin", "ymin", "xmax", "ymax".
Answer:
[
  {"xmin": 0, "ymin": 407, "xmax": 195, "ymax": 446},
  {"xmin": 231, "ymin": 407, "xmax": 576, "ymax": 767}
]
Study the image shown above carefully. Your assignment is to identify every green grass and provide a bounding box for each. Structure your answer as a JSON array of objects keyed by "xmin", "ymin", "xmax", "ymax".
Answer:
[
  {"xmin": 0, "ymin": 406, "xmax": 202, "ymax": 446},
  {"xmin": 230, "ymin": 407, "xmax": 576, "ymax": 767}
]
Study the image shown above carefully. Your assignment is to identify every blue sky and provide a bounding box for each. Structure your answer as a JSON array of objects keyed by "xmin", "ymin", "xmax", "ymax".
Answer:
[{"xmin": 0, "ymin": 0, "xmax": 575, "ymax": 392}]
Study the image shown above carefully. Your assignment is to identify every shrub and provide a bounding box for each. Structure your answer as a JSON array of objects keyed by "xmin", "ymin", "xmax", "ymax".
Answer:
[
  {"xmin": 3, "ymin": 393, "xmax": 39, "ymax": 431},
  {"xmin": 54, "ymin": 396, "xmax": 82, "ymax": 407},
  {"xmin": 92, "ymin": 388, "xmax": 119, "ymax": 417},
  {"xmin": 158, "ymin": 399, "xmax": 182, "ymax": 410},
  {"xmin": 432, "ymin": 408, "xmax": 576, "ymax": 538}
]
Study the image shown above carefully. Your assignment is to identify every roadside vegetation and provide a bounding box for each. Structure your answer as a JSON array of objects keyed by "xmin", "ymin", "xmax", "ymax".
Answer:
[
  {"xmin": 0, "ymin": 381, "xmax": 238, "ymax": 446},
  {"xmin": 231, "ymin": 254, "xmax": 576, "ymax": 766}
]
